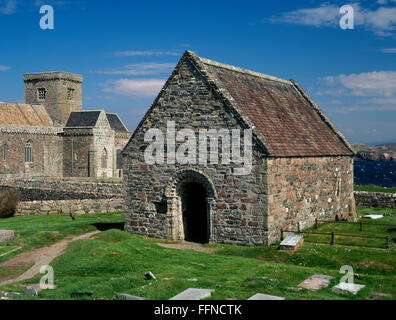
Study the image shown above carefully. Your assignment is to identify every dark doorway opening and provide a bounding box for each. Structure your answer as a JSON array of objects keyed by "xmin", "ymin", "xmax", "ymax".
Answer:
[{"xmin": 181, "ymin": 182, "xmax": 208, "ymax": 243}]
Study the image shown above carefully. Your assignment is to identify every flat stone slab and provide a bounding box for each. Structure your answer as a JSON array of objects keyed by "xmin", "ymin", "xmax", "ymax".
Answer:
[
  {"xmin": 363, "ymin": 214, "xmax": 383, "ymax": 220},
  {"xmin": 0, "ymin": 230, "xmax": 14, "ymax": 243},
  {"xmin": 373, "ymin": 291, "xmax": 393, "ymax": 299},
  {"xmin": 279, "ymin": 234, "xmax": 304, "ymax": 250},
  {"xmin": 170, "ymin": 288, "xmax": 214, "ymax": 300},
  {"xmin": 248, "ymin": 293, "xmax": 285, "ymax": 300},
  {"xmin": 298, "ymin": 274, "xmax": 334, "ymax": 291},
  {"xmin": 117, "ymin": 293, "xmax": 145, "ymax": 300},
  {"xmin": 332, "ymin": 283, "xmax": 365, "ymax": 295}
]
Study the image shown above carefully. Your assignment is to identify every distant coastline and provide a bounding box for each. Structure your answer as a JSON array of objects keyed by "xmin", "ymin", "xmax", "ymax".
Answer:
[{"xmin": 352, "ymin": 143, "xmax": 396, "ymax": 161}]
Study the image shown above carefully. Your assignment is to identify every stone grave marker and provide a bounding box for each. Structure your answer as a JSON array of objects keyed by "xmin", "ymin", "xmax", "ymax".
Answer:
[
  {"xmin": 117, "ymin": 293, "xmax": 145, "ymax": 300},
  {"xmin": 279, "ymin": 234, "xmax": 304, "ymax": 250},
  {"xmin": 363, "ymin": 214, "xmax": 383, "ymax": 220},
  {"xmin": 247, "ymin": 293, "xmax": 285, "ymax": 300},
  {"xmin": 332, "ymin": 282, "xmax": 365, "ymax": 295},
  {"xmin": 298, "ymin": 274, "xmax": 334, "ymax": 291},
  {"xmin": 0, "ymin": 230, "xmax": 14, "ymax": 243},
  {"xmin": 170, "ymin": 288, "xmax": 214, "ymax": 300}
]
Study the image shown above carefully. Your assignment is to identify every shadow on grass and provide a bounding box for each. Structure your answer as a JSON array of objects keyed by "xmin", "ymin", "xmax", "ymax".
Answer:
[{"xmin": 91, "ymin": 222, "xmax": 124, "ymax": 231}]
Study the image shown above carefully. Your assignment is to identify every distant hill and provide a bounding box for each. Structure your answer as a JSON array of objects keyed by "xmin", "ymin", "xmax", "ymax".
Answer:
[{"xmin": 352, "ymin": 143, "xmax": 396, "ymax": 161}]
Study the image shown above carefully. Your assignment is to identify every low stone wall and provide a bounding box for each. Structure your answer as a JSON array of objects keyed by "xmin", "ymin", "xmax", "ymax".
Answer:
[
  {"xmin": 16, "ymin": 198, "xmax": 122, "ymax": 216},
  {"xmin": 354, "ymin": 191, "xmax": 396, "ymax": 209},
  {"xmin": 0, "ymin": 177, "xmax": 122, "ymax": 201}
]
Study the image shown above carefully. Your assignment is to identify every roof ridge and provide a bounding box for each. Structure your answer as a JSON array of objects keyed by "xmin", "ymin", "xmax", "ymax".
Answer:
[
  {"xmin": 185, "ymin": 51, "xmax": 274, "ymax": 155},
  {"xmin": 290, "ymin": 80, "xmax": 355, "ymax": 155},
  {"xmin": 195, "ymin": 54, "xmax": 290, "ymax": 85}
]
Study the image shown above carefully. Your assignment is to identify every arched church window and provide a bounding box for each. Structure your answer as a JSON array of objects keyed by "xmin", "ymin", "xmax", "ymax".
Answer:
[
  {"xmin": 24, "ymin": 140, "xmax": 33, "ymax": 163},
  {"xmin": 2, "ymin": 143, "xmax": 7, "ymax": 161},
  {"xmin": 101, "ymin": 148, "xmax": 107, "ymax": 169}
]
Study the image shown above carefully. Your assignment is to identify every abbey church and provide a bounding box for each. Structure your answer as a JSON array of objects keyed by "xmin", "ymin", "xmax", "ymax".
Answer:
[{"xmin": 0, "ymin": 71, "xmax": 131, "ymax": 179}]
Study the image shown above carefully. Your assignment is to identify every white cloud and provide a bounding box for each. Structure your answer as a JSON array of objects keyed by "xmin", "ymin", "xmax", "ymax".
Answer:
[
  {"xmin": 0, "ymin": 0, "xmax": 16, "ymax": 14},
  {"xmin": 115, "ymin": 50, "xmax": 179, "ymax": 57},
  {"xmin": 323, "ymin": 71, "xmax": 396, "ymax": 97},
  {"xmin": 269, "ymin": 4, "xmax": 341, "ymax": 27},
  {"xmin": 0, "ymin": 65, "xmax": 10, "ymax": 71},
  {"xmin": 380, "ymin": 48, "xmax": 396, "ymax": 53},
  {"xmin": 270, "ymin": 3, "xmax": 396, "ymax": 36},
  {"xmin": 103, "ymin": 79, "xmax": 165, "ymax": 97},
  {"xmin": 96, "ymin": 62, "xmax": 175, "ymax": 76}
]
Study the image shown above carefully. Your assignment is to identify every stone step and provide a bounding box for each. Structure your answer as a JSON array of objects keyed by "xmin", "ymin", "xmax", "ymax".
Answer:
[
  {"xmin": 170, "ymin": 288, "xmax": 214, "ymax": 300},
  {"xmin": 0, "ymin": 230, "xmax": 14, "ymax": 243},
  {"xmin": 279, "ymin": 234, "xmax": 304, "ymax": 250},
  {"xmin": 332, "ymin": 283, "xmax": 365, "ymax": 295},
  {"xmin": 248, "ymin": 293, "xmax": 285, "ymax": 300}
]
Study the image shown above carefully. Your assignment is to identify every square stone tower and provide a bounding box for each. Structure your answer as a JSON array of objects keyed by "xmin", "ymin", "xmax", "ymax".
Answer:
[{"xmin": 23, "ymin": 71, "xmax": 83, "ymax": 126}]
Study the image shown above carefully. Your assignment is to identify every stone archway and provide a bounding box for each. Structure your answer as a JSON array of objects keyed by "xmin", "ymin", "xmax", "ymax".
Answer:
[{"xmin": 164, "ymin": 169, "xmax": 216, "ymax": 243}]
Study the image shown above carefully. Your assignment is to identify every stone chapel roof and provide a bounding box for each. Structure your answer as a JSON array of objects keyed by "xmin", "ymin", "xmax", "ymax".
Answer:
[
  {"xmin": 0, "ymin": 103, "xmax": 53, "ymax": 127},
  {"xmin": 106, "ymin": 113, "xmax": 128, "ymax": 132},
  {"xmin": 65, "ymin": 111, "xmax": 101, "ymax": 127},
  {"xmin": 127, "ymin": 51, "xmax": 354, "ymax": 157},
  {"xmin": 190, "ymin": 51, "xmax": 354, "ymax": 157}
]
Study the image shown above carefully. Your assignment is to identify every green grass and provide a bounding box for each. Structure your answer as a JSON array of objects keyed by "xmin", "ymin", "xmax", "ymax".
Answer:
[
  {"xmin": 0, "ymin": 210, "xmax": 395, "ymax": 300},
  {"xmin": 354, "ymin": 184, "xmax": 396, "ymax": 193},
  {"xmin": 0, "ymin": 212, "xmax": 124, "ymax": 264},
  {"xmin": 300, "ymin": 209, "xmax": 396, "ymax": 249},
  {"xmin": 3, "ymin": 229, "xmax": 392, "ymax": 300}
]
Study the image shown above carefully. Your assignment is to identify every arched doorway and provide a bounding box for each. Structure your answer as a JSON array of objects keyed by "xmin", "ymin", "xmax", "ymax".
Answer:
[
  {"xmin": 165, "ymin": 169, "xmax": 216, "ymax": 243},
  {"xmin": 180, "ymin": 181, "xmax": 208, "ymax": 243}
]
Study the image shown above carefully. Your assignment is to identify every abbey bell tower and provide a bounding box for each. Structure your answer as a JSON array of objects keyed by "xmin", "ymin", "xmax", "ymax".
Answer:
[{"xmin": 23, "ymin": 71, "xmax": 83, "ymax": 126}]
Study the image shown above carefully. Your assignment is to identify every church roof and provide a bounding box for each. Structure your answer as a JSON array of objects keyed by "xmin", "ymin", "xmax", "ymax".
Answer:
[
  {"xmin": 0, "ymin": 103, "xmax": 53, "ymax": 127},
  {"xmin": 106, "ymin": 113, "xmax": 128, "ymax": 132},
  {"xmin": 65, "ymin": 111, "xmax": 101, "ymax": 127},
  {"xmin": 191, "ymin": 51, "xmax": 354, "ymax": 157},
  {"xmin": 127, "ymin": 51, "xmax": 354, "ymax": 157}
]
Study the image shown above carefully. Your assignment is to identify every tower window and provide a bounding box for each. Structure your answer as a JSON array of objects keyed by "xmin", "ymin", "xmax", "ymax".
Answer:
[
  {"xmin": 101, "ymin": 148, "xmax": 108, "ymax": 169},
  {"xmin": 24, "ymin": 140, "xmax": 33, "ymax": 163},
  {"xmin": 67, "ymin": 88, "xmax": 75, "ymax": 100},
  {"xmin": 37, "ymin": 88, "xmax": 46, "ymax": 100},
  {"xmin": 2, "ymin": 143, "xmax": 7, "ymax": 161}
]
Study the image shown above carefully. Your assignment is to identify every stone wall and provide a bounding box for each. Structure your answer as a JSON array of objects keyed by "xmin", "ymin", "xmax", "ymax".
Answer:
[
  {"xmin": 0, "ymin": 177, "xmax": 122, "ymax": 201},
  {"xmin": 123, "ymin": 55, "xmax": 270, "ymax": 246},
  {"xmin": 0, "ymin": 128, "xmax": 62, "ymax": 177},
  {"xmin": 354, "ymin": 191, "xmax": 396, "ymax": 209},
  {"xmin": 16, "ymin": 198, "xmax": 121, "ymax": 216},
  {"xmin": 62, "ymin": 129, "xmax": 94, "ymax": 177},
  {"xmin": 267, "ymin": 156, "xmax": 354, "ymax": 244}
]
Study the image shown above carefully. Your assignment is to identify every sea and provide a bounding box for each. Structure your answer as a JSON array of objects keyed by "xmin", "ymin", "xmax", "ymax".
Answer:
[{"xmin": 354, "ymin": 161, "xmax": 396, "ymax": 187}]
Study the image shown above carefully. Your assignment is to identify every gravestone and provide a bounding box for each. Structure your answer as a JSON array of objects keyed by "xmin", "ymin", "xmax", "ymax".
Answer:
[
  {"xmin": 0, "ymin": 230, "xmax": 14, "ymax": 243},
  {"xmin": 332, "ymin": 283, "xmax": 365, "ymax": 295},
  {"xmin": 117, "ymin": 293, "xmax": 145, "ymax": 300},
  {"xmin": 363, "ymin": 214, "xmax": 383, "ymax": 220},
  {"xmin": 144, "ymin": 271, "xmax": 156, "ymax": 280},
  {"xmin": 247, "ymin": 293, "xmax": 285, "ymax": 300},
  {"xmin": 170, "ymin": 288, "xmax": 214, "ymax": 300},
  {"xmin": 298, "ymin": 274, "xmax": 334, "ymax": 291},
  {"xmin": 279, "ymin": 234, "xmax": 304, "ymax": 250}
]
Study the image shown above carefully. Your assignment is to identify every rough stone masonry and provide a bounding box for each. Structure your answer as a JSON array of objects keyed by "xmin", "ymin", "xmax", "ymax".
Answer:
[{"xmin": 122, "ymin": 51, "xmax": 355, "ymax": 246}]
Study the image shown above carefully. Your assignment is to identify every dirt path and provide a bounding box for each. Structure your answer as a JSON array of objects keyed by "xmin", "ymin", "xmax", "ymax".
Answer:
[
  {"xmin": 0, "ymin": 230, "xmax": 100, "ymax": 286},
  {"xmin": 157, "ymin": 241, "xmax": 216, "ymax": 253}
]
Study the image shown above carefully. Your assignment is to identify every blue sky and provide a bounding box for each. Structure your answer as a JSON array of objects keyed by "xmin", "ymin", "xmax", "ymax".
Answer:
[{"xmin": 0, "ymin": 0, "xmax": 395, "ymax": 144}]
